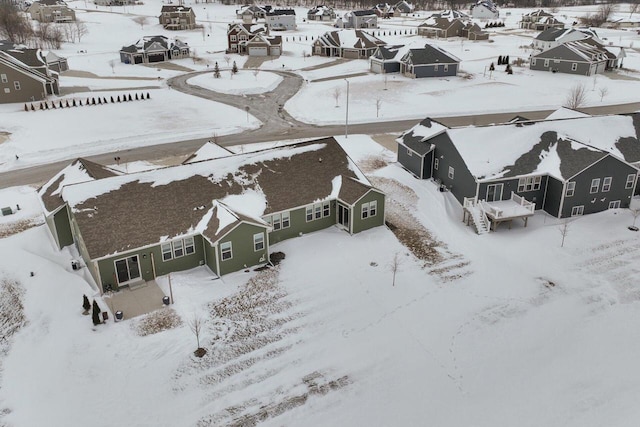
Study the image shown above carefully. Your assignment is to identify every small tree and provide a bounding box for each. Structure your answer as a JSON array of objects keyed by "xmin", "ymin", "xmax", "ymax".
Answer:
[
  {"xmin": 74, "ymin": 21, "xmax": 88, "ymax": 43},
  {"xmin": 92, "ymin": 300, "xmax": 101, "ymax": 325},
  {"xmin": 252, "ymin": 68, "xmax": 260, "ymax": 80},
  {"xmin": 333, "ymin": 87, "xmax": 341, "ymax": 107},
  {"xmin": 132, "ymin": 16, "xmax": 149, "ymax": 29},
  {"xmin": 231, "ymin": 61, "xmax": 238, "ymax": 74},
  {"xmin": 388, "ymin": 252, "xmax": 403, "ymax": 287},
  {"xmin": 630, "ymin": 207, "xmax": 640, "ymax": 229},
  {"xmin": 223, "ymin": 55, "xmax": 231, "ymax": 67},
  {"xmin": 213, "ymin": 61, "xmax": 220, "ymax": 78},
  {"xmin": 598, "ymin": 86, "xmax": 609, "ymax": 102},
  {"xmin": 108, "ymin": 59, "xmax": 117, "ymax": 74},
  {"xmin": 82, "ymin": 294, "xmax": 90, "ymax": 314},
  {"xmin": 558, "ymin": 220, "xmax": 570, "ymax": 248},
  {"xmin": 564, "ymin": 83, "xmax": 588, "ymax": 110},
  {"xmin": 375, "ymin": 97, "xmax": 382, "ymax": 118},
  {"xmin": 188, "ymin": 312, "xmax": 206, "ymax": 357}
]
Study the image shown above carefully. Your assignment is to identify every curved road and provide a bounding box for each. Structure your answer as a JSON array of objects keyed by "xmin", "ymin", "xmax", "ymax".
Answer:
[{"xmin": 2, "ymin": 68, "xmax": 640, "ymax": 187}]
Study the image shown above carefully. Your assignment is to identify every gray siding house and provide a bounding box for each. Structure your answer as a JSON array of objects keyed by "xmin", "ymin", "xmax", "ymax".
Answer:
[
  {"xmin": 370, "ymin": 44, "xmax": 405, "ymax": 73},
  {"xmin": 530, "ymin": 40, "xmax": 616, "ymax": 76},
  {"xmin": 313, "ymin": 29, "xmax": 386, "ymax": 58},
  {"xmin": 399, "ymin": 43, "xmax": 460, "ymax": 78},
  {"xmin": 0, "ymin": 47, "xmax": 59, "ymax": 104},
  {"xmin": 397, "ymin": 113, "xmax": 640, "ymax": 227},
  {"xmin": 42, "ymin": 138, "xmax": 386, "ymax": 293}
]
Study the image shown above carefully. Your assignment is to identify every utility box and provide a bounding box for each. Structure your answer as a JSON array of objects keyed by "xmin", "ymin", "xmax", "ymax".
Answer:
[
  {"xmin": 1, "ymin": 207, "xmax": 13, "ymax": 216},
  {"xmin": 71, "ymin": 260, "xmax": 80, "ymax": 270}
]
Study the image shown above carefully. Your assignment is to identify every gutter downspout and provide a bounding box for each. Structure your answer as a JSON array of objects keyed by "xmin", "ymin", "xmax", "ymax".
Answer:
[
  {"xmin": 150, "ymin": 251, "xmax": 157, "ymax": 279},
  {"xmin": 214, "ymin": 243, "xmax": 221, "ymax": 277},
  {"xmin": 558, "ymin": 181, "xmax": 567, "ymax": 218}
]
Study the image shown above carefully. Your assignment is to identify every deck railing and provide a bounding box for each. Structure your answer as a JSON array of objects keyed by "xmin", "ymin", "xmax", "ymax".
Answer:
[{"xmin": 511, "ymin": 191, "xmax": 535, "ymax": 213}]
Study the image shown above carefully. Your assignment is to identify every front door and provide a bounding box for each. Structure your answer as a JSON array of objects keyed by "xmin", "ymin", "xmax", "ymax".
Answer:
[
  {"xmin": 486, "ymin": 184, "xmax": 503, "ymax": 202},
  {"xmin": 114, "ymin": 255, "xmax": 141, "ymax": 285},
  {"xmin": 337, "ymin": 203, "xmax": 350, "ymax": 230}
]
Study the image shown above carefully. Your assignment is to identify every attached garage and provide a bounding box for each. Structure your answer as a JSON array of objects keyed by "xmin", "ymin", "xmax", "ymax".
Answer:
[
  {"xmin": 370, "ymin": 59, "xmax": 383, "ymax": 73},
  {"xmin": 270, "ymin": 46, "xmax": 281, "ymax": 56},
  {"xmin": 249, "ymin": 46, "xmax": 268, "ymax": 56}
]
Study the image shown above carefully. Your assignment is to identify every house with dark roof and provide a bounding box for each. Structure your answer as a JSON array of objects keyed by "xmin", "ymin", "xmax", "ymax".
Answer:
[
  {"xmin": 266, "ymin": 9, "xmax": 296, "ymax": 31},
  {"xmin": 418, "ymin": 15, "xmax": 488, "ymax": 40},
  {"xmin": 226, "ymin": 23, "xmax": 268, "ymax": 54},
  {"xmin": 370, "ymin": 44, "xmax": 406, "ymax": 73},
  {"xmin": 236, "ymin": 5, "xmax": 269, "ymax": 23},
  {"xmin": 519, "ymin": 10, "xmax": 564, "ymax": 31},
  {"xmin": 374, "ymin": 3, "xmax": 395, "ymax": 19},
  {"xmin": 42, "ymin": 138, "xmax": 385, "ymax": 292},
  {"xmin": 393, "ymin": 1, "xmax": 414, "ymax": 15},
  {"xmin": 335, "ymin": 9, "xmax": 378, "ymax": 29},
  {"xmin": 239, "ymin": 32, "xmax": 282, "ymax": 56},
  {"xmin": 159, "ymin": 5, "xmax": 196, "ymax": 30},
  {"xmin": 470, "ymin": 0, "xmax": 498, "ymax": 19},
  {"xmin": 94, "ymin": 0, "xmax": 134, "ymax": 6},
  {"xmin": 0, "ymin": 47, "xmax": 59, "ymax": 103},
  {"xmin": 396, "ymin": 114, "xmax": 640, "ymax": 231},
  {"xmin": 399, "ymin": 44, "xmax": 460, "ymax": 78},
  {"xmin": 530, "ymin": 39, "xmax": 621, "ymax": 76},
  {"xmin": 533, "ymin": 27, "xmax": 600, "ymax": 51},
  {"xmin": 119, "ymin": 36, "xmax": 190, "ymax": 64},
  {"xmin": 313, "ymin": 29, "xmax": 386, "ymax": 58},
  {"xmin": 307, "ymin": 5, "xmax": 336, "ymax": 22},
  {"xmin": 28, "ymin": 0, "xmax": 75, "ymax": 22}
]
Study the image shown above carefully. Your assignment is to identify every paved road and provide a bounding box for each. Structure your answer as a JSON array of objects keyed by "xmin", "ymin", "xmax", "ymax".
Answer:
[{"xmin": 2, "ymin": 66, "xmax": 640, "ymax": 188}]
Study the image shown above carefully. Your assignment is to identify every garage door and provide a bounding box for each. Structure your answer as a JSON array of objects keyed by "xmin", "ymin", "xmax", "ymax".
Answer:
[
  {"xmin": 371, "ymin": 60, "xmax": 383, "ymax": 74},
  {"xmin": 249, "ymin": 46, "xmax": 268, "ymax": 56},
  {"xmin": 270, "ymin": 46, "xmax": 281, "ymax": 56}
]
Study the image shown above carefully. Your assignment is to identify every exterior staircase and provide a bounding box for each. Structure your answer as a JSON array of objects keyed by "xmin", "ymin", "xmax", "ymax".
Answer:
[{"xmin": 463, "ymin": 197, "xmax": 490, "ymax": 235}]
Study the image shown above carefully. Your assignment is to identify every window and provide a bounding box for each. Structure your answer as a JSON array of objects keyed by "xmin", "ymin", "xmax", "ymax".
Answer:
[
  {"xmin": 407, "ymin": 147, "xmax": 412, "ymax": 157},
  {"xmin": 230, "ymin": 35, "xmax": 237, "ymax": 41},
  {"xmin": 518, "ymin": 176, "xmax": 542, "ymax": 192},
  {"xmin": 281, "ymin": 211, "xmax": 290, "ymax": 228},
  {"xmin": 361, "ymin": 203, "xmax": 369, "ymax": 219},
  {"xmin": 609, "ymin": 200, "xmax": 621, "ymax": 209},
  {"xmin": 306, "ymin": 206, "xmax": 313, "ymax": 222},
  {"xmin": 434, "ymin": 158, "xmax": 439, "ymax": 170},
  {"xmin": 361, "ymin": 201, "xmax": 377, "ymax": 219},
  {"xmin": 162, "ymin": 243, "xmax": 172, "ymax": 261},
  {"xmin": 323, "ymin": 202, "xmax": 330, "ymax": 217},
  {"xmin": 565, "ymin": 181, "xmax": 575, "ymax": 197},
  {"xmin": 571, "ymin": 63, "xmax": 577, "ymax": 71},
  {"xmin": 571, "ymin": 205, "xmax": 584, "ymax": 216},
  {"xmin": 314, "ymin": 204, "xmax": 322, "ymax": 219},
  {"xmin": 590, "ymin": 178, "xmax": 600, "ymax": 194},
  {"xmin": 253, "ymin": 233, "xmax": 264, "ymax": 251},
  {"xmin": 3, "ymin": 88, "xmax": 9, "ymax": 94},
  {"xmin": 602, "ymin": 177, "xmax": 612, "ymax": 192},
  {"xmin": 172, "ymin": 240, "xmax": 184, "ymax": 258},
  {"xmin": 184, "ymin": 237, "xmax": 195, "ymax": 255},
  {"xmin": 0, "ymin": 74, "xmax": 6, "ymax": 83},
  {"xmin": 220, "ymin": 241, "xmax": 232, "ymax": 260},
  {"xmin": 13, "ymin": 81, "xmax": 20, "ymax": 91},
  {"xmin": 626, "ymin": 173, "xmax": 635, "ymax": 189},
  {"xmin": 272, "ymin": 213, "xmax": 281, "ymax": 230},
  {"xmin": 448, "ymin": 166, "xmax": 454, "ymax": 180},
  {"xmin": 544, "ymin": 59, "xmax": 549, "ymax": 67}
]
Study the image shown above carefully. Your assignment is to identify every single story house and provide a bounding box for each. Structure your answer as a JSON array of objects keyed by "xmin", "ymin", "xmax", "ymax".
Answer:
[
  {"xmin": 533, "ymin": 27, "xmax": 600, "ymax": 51},
  {"xmin": 370, "ymin": 44, "xmax": 406, "ymax": 73},
  {"xmin": 44, "ymin": 51, "xmax": 68, "ymax": 72},
  {"xmin": 313, "ymin": 29, "xmax": 386, "ymax": 59},
  {"xmin": 470, "ymin": 0, "xmax": 498, "ymax": 19},
  {"xmin": 266, "ymin": 9, "xmax": 296, "ymax": 31},
  {"xmin": 42, "ymin": 137, "xmax": 386, "ymax": 293},
  {"xmin": 307, "ymin": 5, "xmax": 336, "ymax": 22},
  {"xmin": 530, "ymin": 40, "xmax": 621, "ymax": 76},
  {"xmin": 393, "ymin": 0, "xmax": 414, "ymax": 15},
  {"xmin": 0, "ymin": 47, "xmax": 59, "ymax": 103},
  {"xmin": 400, "ymin": 43, "xmax": 460, "ymax": 78},
  {"xmin": 28, "ymin": 0, "xmax": 75, "ymax": 22},
  {"xmin": 236, "ymin": 5, "xmax": 269, "ymax": 23},
  {"xmin": 120, "ymin": 36, "xmax": 190, "ymax": 64},
  {"xmin": 396, "ymin": 113, "xmax": 640, "ymax": 229},
  {"xmin": 159, "ymin": 5, "xmax": 196, "ymax": 30}
]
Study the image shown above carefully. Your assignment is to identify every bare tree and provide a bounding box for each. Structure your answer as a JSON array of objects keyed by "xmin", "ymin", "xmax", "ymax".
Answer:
[
  {"xmin": 558, "ymin": 220, "xmax": 570, "ymax": 248},
  {"xmin": 388, "ymin": 252, "xmax": 403, "ymax": 287},
  {"xmin": 564, "ymin": 83, "xmax": 588, "ymax": 110},
  {"xmin": 333, "ymin": 87, "xmax": 341, "ymax": 107},
  {"xmin": 223, "ymin": 55, "xmax": 231, "ymax": 67},
  {"xmin": 252, "ymin": 67, "xmax": 260, "ymax": 80},
  {"xmin": 188, "ymin": 312, "xmax": 206, "ymax": 357},
  {"xmin": 35, "ymin": 22, "xmax": 63, "ymax": 49},
  {"xmin": 108, "ymin": 59, "xmax": 117, "ymax": 74},
  {"xmin": 375, "ymin": 97, "xmax": 382, "ymax": 118},
  {"xmin": 0, "ymin": 3, "xmax": 33, "ymax": 44},
  {"xmin": 74, "ymin": 21, "xmax": 88, "ymax": 43},
  {"xmin": 132, "ymin": 16, "xmax": 149, "ymax": 29},
  {"xmin": 598, "ymin": 86, "xmax": 609, "ymax": 102},
  {"xmin": 630, "ymin": 2, "xmax": 640, "ymax": 18},
  {"xmin": 630, "ymin": 208, "xmax": 640, "ymax": 229}
]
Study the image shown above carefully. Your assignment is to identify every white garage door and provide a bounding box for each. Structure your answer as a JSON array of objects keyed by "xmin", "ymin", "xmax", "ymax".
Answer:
[
  {"xmin": 249, "ymin": 46, "xmax": 268, "ymax": 56},
  {"xmin": 371, "ymin": 60, "xmax": 383, "ymax": 74},
  {"xmin": 271, "ymin": 46, "xmax": 281, "ymax": 56}
]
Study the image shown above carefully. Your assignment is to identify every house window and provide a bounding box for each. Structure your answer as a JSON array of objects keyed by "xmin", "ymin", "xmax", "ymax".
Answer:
[
  {"xmin": 434, "ymin": 158, "xmax": 439, "ymax": 170},
  {"xmin": 172, "ymin": 240, "xmax": 184, "ymax": 258},
  {"xmin": 544, "ymin": 59, "xmax": 549, "ymax": 67},
  {"xmin": 609, "ymin": 200, "xmax": 621, "ymax": 209},
  {"xmin": 230, "ymin": 35, "xmax": 237, "ymax": 41},
  {"xmin": 13, "ymin": 81, "xmax": 20, "ymax": 90},
  {"xmin": 518, "ymin": 176, "xmax": 541, "ymax": 192},
  {"xmin": 602, "ymin": 177, "xmax": 612, "ymax": 192},
  {"xmin": 571, "ymin": 63, "xmax": 577, "ymax": 71},
  {"xmin": 323, "ymin": 202, "xmax": 330, "ymax": 217},
  {"xmin": 625, "ymin": 173, "xmax": 635, "ymax": 189},
  {"xmin": 565, "ymin": 181, "xmax": 575, "ymax": 197},
  {"xmin": 590, "ymin": 178, "xmax": 600, "ymax": 194},
  {"xmin": 361, "ymin": 203, "xmax": 369, "ymax": 219},
  {"xmin": 406, "ymin": 147, "xmax": 412, "ymax": 157},
  {"xmin": 531, "ymin": 58, "xmax": 536, "ymax": 66},
  {"xmin": 571, "ymin": 205, "xmax": 584, "ymax": 216},
  {"xmin": 220, "ymin": 241, "xmax": 232, "ymax": 260},
  {"xmin": 0, "ymin": 74, "xmax": 6, "ymax": 83},
  {"xmin": 239, "ymin": 35, "xmax": 248, "ymax": 41},
  {"xmin": 282, "ymin": 211, "xmax": 290, "ymax": 228},
  {"xmin": 369, "ymin": 200, "xmax": 377, "ymax": 217},
  {"xmin": 314, "ymin": 204, "xmax": 322, "ymax": 219},
  {"xmin": 253, "ymin": 232, "xmax": 264, "ymax": 251},
  {"xmin": 448, "ymin": 166, "xmax": 454, "ymax": 180},
  {"xmin": 306, "ymin": 206, "xmax": 313, "ymax": 222},
  {"xmin": 3, "ymin": 88, "xmax": 9, "ymax": 94},
  {"xmin": 272, "ymin": 213, "xmax": 281, "ymax": 230},
  {"xmin": 184, "ymin": 236, "xmax": 195, "ymax": 255},
  {"xmin": 161, "ymin": 243, "xmax": 173, "ymax": 261}
]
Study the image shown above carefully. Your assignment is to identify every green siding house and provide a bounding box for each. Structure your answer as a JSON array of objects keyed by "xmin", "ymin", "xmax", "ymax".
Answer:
[{"xmin": 42, "ymin": 137, "xmax": 386, "ymax": 293}]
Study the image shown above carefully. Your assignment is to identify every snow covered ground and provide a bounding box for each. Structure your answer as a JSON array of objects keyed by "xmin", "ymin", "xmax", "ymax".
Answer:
[{"xmin": 2, "ymin": 136, "xmax": 640, "ymax": 426}]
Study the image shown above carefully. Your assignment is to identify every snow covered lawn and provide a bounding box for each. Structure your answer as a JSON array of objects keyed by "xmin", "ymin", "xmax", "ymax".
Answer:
[{"xmin": 188, "ymin": 70, "xmax": 283, "ymax": 95}]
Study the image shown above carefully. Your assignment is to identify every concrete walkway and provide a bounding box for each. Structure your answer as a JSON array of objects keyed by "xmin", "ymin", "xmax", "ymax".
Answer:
[{"xmin": 103, "ymin": 280, "xmax": 167, "ymax": 321}]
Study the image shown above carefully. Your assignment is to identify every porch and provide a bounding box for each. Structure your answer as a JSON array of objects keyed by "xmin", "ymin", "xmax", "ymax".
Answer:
[
  {"xmin": 463, "ymin": 192, "xmax": 535, "ymax": 234},
  {"xmin": 103, "ymin": 280, "xmax": 167, "ymax": 320}
]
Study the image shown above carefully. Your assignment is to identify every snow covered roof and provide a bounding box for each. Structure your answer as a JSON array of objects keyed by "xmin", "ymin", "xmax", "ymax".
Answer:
[
  {"xmin": 397, "ymin": 118, "xmax": 448, "ymax": 155},
  {"xmin": 544, "ymin": 107, "xmax": 590, "ymax": 120},
  {"xmin": 446, "ymin": 114, "xmax": 640, "ymax": 181},
  {"xmin": 60, "ymin": 137, "xmax": 376, "ymax": 260},
  {"xmin": 317, "ymin": 30, "xmax": 386, "ymax": 50},
  {"xmin": 471, "ymin": 0, "xmax": 498, "ymax": 13},
  {"xmin": 182, "ymin": 141, "xmax": 233, "ymax": 164},
  {"xmin": 533, "ymin": 40, "xmax": 610, "ymax": 62},
  {"xmin": 401, "ymin": 43, "xmax": 460, "ymax": 65}
]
